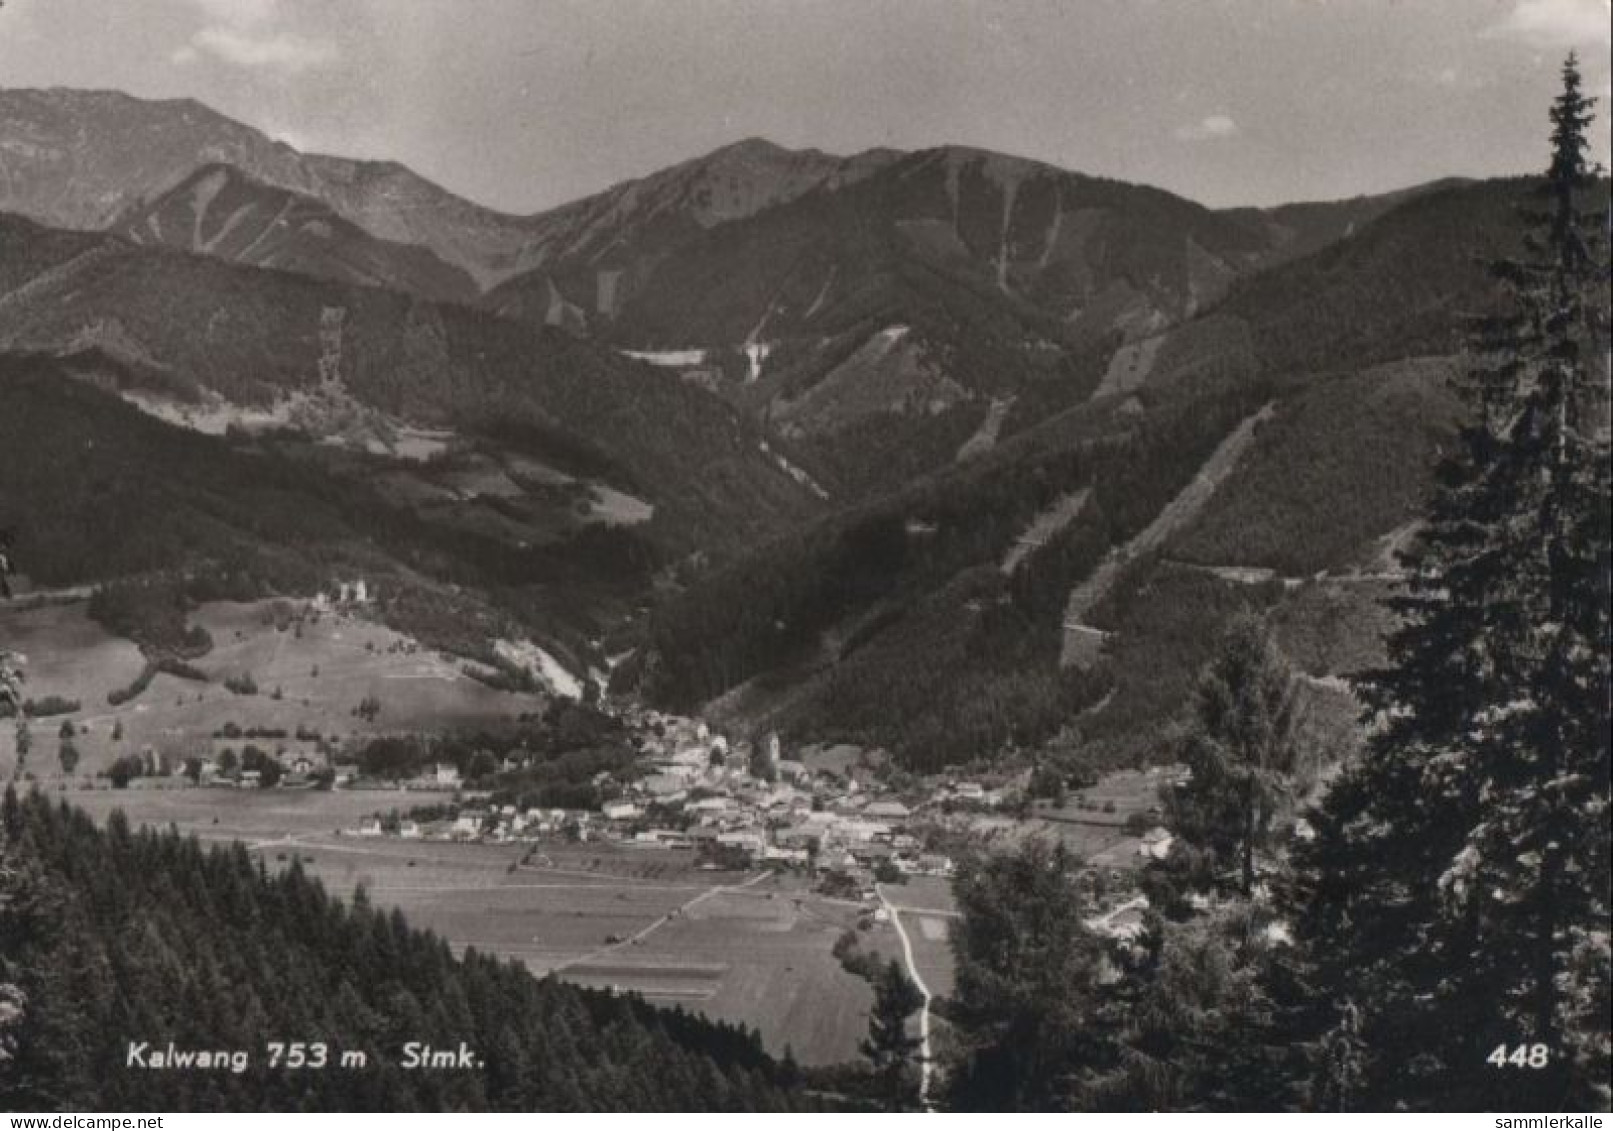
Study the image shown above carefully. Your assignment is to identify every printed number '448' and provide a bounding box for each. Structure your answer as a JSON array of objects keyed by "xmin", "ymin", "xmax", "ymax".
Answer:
[{"xmin": 1487, "ymin": 1043, "xmax": 1550, "ymax": 1069}]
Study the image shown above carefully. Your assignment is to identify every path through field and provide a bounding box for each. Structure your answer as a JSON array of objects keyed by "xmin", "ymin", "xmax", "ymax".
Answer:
[
  {"xmin": 877, "ymin": 882, "xmax": 935, "ymax": 1109},
  {"xmin": 65, "ymin": 789, "xmax": 884, "ymax": 1066},
  {"xmin": 551, "ymin": 869, "xmax": 772, "ymax": 973}
]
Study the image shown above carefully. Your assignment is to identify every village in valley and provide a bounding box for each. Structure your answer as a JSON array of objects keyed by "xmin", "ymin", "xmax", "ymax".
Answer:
[
  {"xmin": 2, "ymin": 0, "xmax": 1607, "ymax": 1107},
  {"xmin": 17, "ymin": 571, "xmax": 1183, "ymax": 928},
  {"xmin": 331, "ymin": 699, "xmax": 1184, "ymax": 945},
  {"xmin": 1, "ymin": 569, "xmax": 1185, "ymax": 1064}
]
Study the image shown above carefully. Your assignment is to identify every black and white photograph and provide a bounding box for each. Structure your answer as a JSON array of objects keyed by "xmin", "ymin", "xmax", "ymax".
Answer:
[{"xmin": 0, "ymin": 0, "xmax": 1608, "ymax": 1117}]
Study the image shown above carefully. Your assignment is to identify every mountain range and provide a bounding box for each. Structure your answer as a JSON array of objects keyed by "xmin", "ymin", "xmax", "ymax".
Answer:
[
  {"xmin": 0, "ymin": 89, "xmax": 896, "ymax": 292},
  {"xmin": 0, "ymin": 85, "xmax": 1561, "ymax": 771},
  {"xmin": 110, "ymin": 163, "xmax": 481, "ymax": 304}
]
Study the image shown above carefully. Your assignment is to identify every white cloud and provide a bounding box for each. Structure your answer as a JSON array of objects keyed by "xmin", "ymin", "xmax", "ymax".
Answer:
[
  {"xmin": 178, "ymin": 0, "xmax": 336, "ymax": 73},
  {"xmin": 1483, "ymin": 0, "xmax": 1612, "ymax": 49},
  {"xmin": 1174, "ymin": 114, "xmax": 1239, "ymax": 142},
  {"xmin": 190, "ymin": 25, "xmax": 336, "ymax": 71}
]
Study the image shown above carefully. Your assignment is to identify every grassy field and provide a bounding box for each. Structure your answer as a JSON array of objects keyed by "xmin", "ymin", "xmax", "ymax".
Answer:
[
  {"xmin": 940, "ymin": 768, "xmax": 1165, "ymax": 866},
  {"xmin": 59, "ymin": 784, "xmax": 426, "ymax": 840},
  {"xmin": 880, "ymin": 875, "xmax": 959, "ymax": 998},
  {"xmin": 0, "ymin": 595, "xmax": 538, "ymax": 780},
  {"xmin": 589, "ymin": 872, "xmax": 876, "ymax": 1064},
  {"xmin": 5, "ymin": 590, "xmax": 964, "ymax": 1067},
  {"xmin": 48, "ymin": 787, "xmax": 896, "ymax": 1066},
  {"xmin": 293, "ymin": 841, "xmax": 705, "ymax": 969}
]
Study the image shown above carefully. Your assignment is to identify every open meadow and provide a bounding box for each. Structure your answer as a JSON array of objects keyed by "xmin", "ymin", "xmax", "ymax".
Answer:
[
  {"xmin": 0, "ymin": 594, "xmax": 539, "ymax": 780},
  {"xmin": 4, "ymin": 590, "xmax": 961, "ymax": 1068},
  {"xmin": 50, "ymin": 786, "xmax": 904, "ymax": 1066},
  {"xmin": 570, "ymin": 870, "xmax": 878, "ymax": 1064},
  {"xmin": 880, "ymin": 875, "xmax": 959, "ymax": 999},
  {"xmin": 1002, "ymin": 767, "xmax": 1175, "ymax": 866}
]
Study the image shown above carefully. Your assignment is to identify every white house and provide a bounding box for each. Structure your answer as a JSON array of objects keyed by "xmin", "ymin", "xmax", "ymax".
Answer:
[
  {"xmin": 435, "ymin": 762, "xmax": 461, "ymax": 787},
  {"xmin": 1139, "ymin": 827, "xmax": 1175, "ymax": 861},
  {"xmin": 602, "ymin": 801, "xmax": 642, "ymax": 822},
  {"xmin": 672, "ymin": 745, "xmax": 711, "ymax": 770},
  {"xmin": 838, "ymin": 819, "xmax": 891, "ymax": 844},
  {"xmin": 716, "ymin": 830, "xmax": 766, "ymax": 854},
  {"xmin": 688, "ymin": 796, "xmax": 735, "ymax": 814}
]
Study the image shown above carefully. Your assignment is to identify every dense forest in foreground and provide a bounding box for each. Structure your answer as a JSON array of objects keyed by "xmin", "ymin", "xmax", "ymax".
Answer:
[{"xmin": 0, "ymin": 791, "xmax": 808, "ymax": 1111}]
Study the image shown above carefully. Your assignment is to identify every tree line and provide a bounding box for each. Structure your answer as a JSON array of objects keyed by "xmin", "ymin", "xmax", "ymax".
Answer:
[{"xmin": 0, "ymin": 791, "xmax": 810, "ymax": 1110}]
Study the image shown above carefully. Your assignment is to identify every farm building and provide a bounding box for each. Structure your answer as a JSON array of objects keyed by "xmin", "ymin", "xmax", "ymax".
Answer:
[{"xmin": 864, "ymin": 800, "xmax": 911, "ymax": 820}]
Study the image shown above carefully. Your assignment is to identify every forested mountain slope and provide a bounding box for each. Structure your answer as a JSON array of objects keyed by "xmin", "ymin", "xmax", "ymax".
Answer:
[
  {"xmin": 112, "ymin": 164, "xmax": 480, "ymax": 305},
  {"xmin": 483, "ymin": 137, "xmax": 901, "ymax": 329},
  {"xmin": 0, "ymin": 212, "xmax": 824, "ymax": 561},
  {"xmin": 0, "ymin": 353, "xmax": 654, "ymax": 663},
  {"xmin": 498, "ymin": 146, "xmax": 1447, "ymax": 504},
  {"xmin": 640, "ymin": 178, "xmax": 1547, "ymax": 770},
  {"xmin": 0, "ymin": 89, "xmax": 893, "ymax": 295}
]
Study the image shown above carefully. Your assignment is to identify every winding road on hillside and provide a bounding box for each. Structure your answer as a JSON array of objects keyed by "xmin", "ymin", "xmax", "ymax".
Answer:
[{"xmin": 1059, "ymin": 402, "xmax": 1276, "ymax": 667}]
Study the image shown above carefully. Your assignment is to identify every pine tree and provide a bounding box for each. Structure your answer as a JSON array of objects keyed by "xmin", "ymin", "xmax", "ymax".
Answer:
[
  {"xmin": 0, "ymin": 658, "xmax": 19, "ymax": 718},
  {"xmin": 861, "ymin": 958, "xmax": 925, "ymax": 1110},
  {"xmin": 1290, "ymin": 55, "xmax": 1610, "ymax": 1110},
  {"xmin": 1167, "ymin": 612, "xmax": 1302, "ymax": 895},
  {"xmin": 0, "ymin": 790, "xmax": 812, "ymax": 1110},
  {"xmin": 1073, "ymin": 903, "xmax": 1288, "ymax": 1111},
  {"xmin": 944, "ymin": 840, "xmax": 1109, "ymax": 1110}
]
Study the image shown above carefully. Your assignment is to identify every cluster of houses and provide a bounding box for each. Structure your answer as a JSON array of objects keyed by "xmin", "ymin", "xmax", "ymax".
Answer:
[
  {"xmin": 311, "ymin": 577, "xmax": 372, "ymax": 610},
  {"xmin": 166, "ymin": 738, "xmax": 326, "ymax": 789},
  {"xmin": 604, "ymin": 715, "xmax": 960, "ymax": 877},
  {"xmin": 352, "ymin": 804, "xmax": 594, "ymax": 843},
  {"xmin": 343, "ymin": 713, "xmax": 975, "ymax": 882},
  {"xmin": 327, "ymin": 709, "xmax": 1195, "ymax": 914},
  {"xmin": 201, "ymin": 754, "xmax": 323, "ymax": 788}
]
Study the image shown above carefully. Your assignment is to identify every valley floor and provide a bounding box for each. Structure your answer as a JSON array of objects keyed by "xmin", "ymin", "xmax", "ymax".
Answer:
[{"xmin": 56, "ymin": 786, "xmax": 938, "ymax": 1066}]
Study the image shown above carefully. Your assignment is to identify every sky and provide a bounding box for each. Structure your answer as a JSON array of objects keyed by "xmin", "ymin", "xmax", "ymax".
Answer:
[{"xmin": 0, "ymin": 0, "xmax": 1608, "ymax": 213}]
